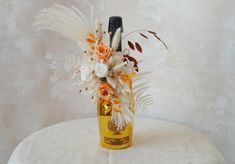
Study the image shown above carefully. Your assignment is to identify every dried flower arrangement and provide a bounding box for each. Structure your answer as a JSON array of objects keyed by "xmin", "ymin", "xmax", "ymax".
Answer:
[{"xmin": 34, "ymin": 4, "xmax": 167, "ymax": 131}]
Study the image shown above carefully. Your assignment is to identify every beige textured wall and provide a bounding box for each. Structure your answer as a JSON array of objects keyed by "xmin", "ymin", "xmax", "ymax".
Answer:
[{"xmin": 1, "ymin": 0, "xmax": 235, "ymax": 163}]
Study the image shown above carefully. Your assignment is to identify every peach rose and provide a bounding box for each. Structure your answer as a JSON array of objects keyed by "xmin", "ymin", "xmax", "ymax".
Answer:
[
  {"xmin": 95, "ymin": 44, "xmax": 112, "ymax": 62},
  {"xmin": 97, "ymin": 82, "xmax": 114, "ymax": 99}
]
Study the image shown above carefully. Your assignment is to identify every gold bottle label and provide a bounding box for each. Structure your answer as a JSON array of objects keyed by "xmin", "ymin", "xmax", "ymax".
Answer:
[
  {"xmin": 98, "ymin": 115, "xmax": 133, "ymax": 149},
  {"xmin": 104, "ymin": 136, "xmax": 129, "ymax": 145}
]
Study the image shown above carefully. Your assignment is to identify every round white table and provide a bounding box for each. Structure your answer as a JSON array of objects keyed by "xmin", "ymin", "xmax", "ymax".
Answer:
[{"xmin": 8, "ymin": 117, "xmax": 226, "ymax": 164}]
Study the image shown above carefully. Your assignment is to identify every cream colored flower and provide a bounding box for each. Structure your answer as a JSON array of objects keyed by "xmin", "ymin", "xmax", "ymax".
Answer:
[{"xmin": 95, "ymin": 63, "xmax": 108, "ymax": 78}]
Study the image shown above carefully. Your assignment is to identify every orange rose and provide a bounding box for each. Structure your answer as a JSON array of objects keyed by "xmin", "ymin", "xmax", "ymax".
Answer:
[
  {"xmin": 95, "ymin": 44, "xmax": 112, "ymax": 62},
  {"xmin": 97, "ymin": 82, "xmax": 114, "ymax": 98}
]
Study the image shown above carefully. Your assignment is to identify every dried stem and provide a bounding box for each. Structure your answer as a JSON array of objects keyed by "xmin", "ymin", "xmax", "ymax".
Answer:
[
  {"xmin": 122, "ymin": 29, "xmax": 168, "ymax": 50},
  {"xmin": 122, "ymin": 29, "xmax": 149, "ymax": 39}
]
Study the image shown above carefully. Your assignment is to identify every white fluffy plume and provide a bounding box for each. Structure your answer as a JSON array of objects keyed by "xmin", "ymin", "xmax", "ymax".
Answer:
[
  {"xmin": 111, "ymin": 28, "xmax": 121, "ymax": 52},
  {"xmin": 34, "ymin": 4, "xmax": 93, "ymax": 50}
]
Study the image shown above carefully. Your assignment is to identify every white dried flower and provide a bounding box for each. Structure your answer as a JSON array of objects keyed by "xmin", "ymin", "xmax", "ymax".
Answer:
[{"xmin": 95, "ymin": 62, "xmax": 108, "ymax": 78}]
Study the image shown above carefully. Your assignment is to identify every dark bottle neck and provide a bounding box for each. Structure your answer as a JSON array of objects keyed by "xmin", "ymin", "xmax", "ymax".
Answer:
[{"xmin": 108, "ymin": 16, "xmax": 123, "ymax": 51}]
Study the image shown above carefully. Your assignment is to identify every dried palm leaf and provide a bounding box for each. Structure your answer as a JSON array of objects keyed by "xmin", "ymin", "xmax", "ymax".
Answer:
[
  {"xmin": 64, "ymin": 55, "xmax": 80, "ymax": 73},
  {"xmin": 34, "ymin": 4, "xmax": 93, "ymax": 50}
]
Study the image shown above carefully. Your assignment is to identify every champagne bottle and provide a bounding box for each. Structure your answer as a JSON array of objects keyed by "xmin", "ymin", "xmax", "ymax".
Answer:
[
  {"xmin": 97, "ymin": 16, "xmax": 133, "ymax": 149},
  {"xmin": 108, "ymin": 16, "xmax": 123, "ymax": 51}
]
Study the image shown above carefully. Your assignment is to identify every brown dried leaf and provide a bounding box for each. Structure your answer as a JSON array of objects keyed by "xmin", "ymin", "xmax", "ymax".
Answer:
[
  {"xmin": 135, "ymin": 42, "xmax": 142, "ymax": 53},
  {"xmin": 128, "ymin": 41, "xmax": 135, "ymax": 50},
  {"xmin": 154, "ymin": 34, "xmax": 161, "ymax": 41},
  {"xmin": 154, "ymin": 34, "xmax": 168, "ymax": 49},
  {"xmin": 148, "ymin": 31, "xmax": 157, "ymax": 35},
  {"xmin": 162, "ymin": 41, "xmax": 168, "ymax": 49},
  {"xmin": 139, "ymin": 33, "xmax": 148, "ymax": 39}
]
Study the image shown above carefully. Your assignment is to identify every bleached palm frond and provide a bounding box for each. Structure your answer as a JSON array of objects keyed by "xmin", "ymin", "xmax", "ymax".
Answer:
[
  {"xmin": 142, "ymin": 101, "xmax": 154, "ymax": 111},
  {"xmin": 64, "ymin": 55, "xmax": 80, "ymax": 72},
  {"xmin": 132, "ymin": 71, "xmax": 154, "ymax": 111},
  {"xmin": 134, "ymin": 85, "xmax": 153, "ymax": 111},
  {"xmin": 135, "ymin": 88, "xmax": 150, "ymax": 103},
  {"xmin": 135, "ymin": 92, "xmax": 153, "ymax": 111},
  {"xmin": 132, "ymin": 81, "xmax": 149, "ymax": 91},
  {"xmin": 111, "ymin": 28, "xmax": 121, "ymax": 51},
  {"xmin": 135, "ymin": 94, "xmax": 153, "ymax": 111},
  {"xmin": 133, "ymin": 71, "xmax": 153, "ymax": 81},
  {"xmin": 34, "ymin": 4, "xmax": 93, "ymax": 50},
  {"xmin": 134, "ymin": 85, "xmax": 150, "ymax": 97}
]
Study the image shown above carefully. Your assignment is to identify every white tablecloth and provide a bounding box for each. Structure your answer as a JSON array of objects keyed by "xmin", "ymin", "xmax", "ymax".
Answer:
[{"xmin": 8, "ymin": 117, "xmax": 226, "ymax": 164}]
